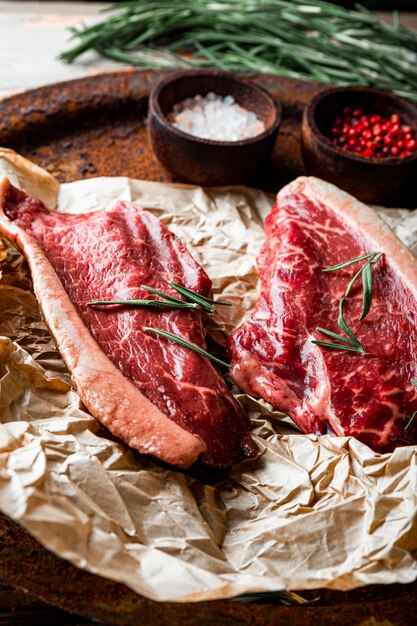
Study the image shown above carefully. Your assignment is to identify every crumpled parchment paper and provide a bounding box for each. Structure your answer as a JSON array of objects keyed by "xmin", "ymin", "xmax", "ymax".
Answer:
[{"xmin": 0, "ymin": 147, "xmax": 417, "ymax": 603}]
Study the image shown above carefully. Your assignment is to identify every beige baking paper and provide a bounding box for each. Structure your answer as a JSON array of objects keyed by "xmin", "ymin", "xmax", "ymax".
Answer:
[{"xmin": 0, "ymin": 149, "xmax": 416, "ymax": 603}]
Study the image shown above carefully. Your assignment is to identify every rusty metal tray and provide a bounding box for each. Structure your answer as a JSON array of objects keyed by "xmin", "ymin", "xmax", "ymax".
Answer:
[{"xmin": 0, "ymin": 69, "xmax": 416, "ymax": 625}]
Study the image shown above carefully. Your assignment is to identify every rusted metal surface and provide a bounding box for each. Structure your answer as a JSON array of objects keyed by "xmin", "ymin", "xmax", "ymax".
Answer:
[
  {"xmin": 1, "ymin": 512, "xmax": 417, "ymax": 626},
  {"xmin": 0, "ymin": 69, "xmax": 416, "ymax": 624},
  {"xmin": 0, "ymin": 582, "xmax": 93, "ymax": 626},
  {"xmin": 0, "ymin": 514, "xmax": 417, "ymax": 626},
  {"xmin": 0, "ymin": 69, "xmax": 318, "ymax": 190}
]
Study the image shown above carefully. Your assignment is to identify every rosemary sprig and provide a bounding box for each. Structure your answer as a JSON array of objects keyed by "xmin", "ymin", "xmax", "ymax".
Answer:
[
  {"xmin": 143, "ymin": 327, "xmax": 230, "ymax": 368},
  {"xmin": 404, "ymin": 411, "xmax": 417, "ymax": 431},
  {"xmin": 404, "ymin": 379, "xmax": 417, "ymax": 431},
  {"xmin": 234, "ymin": 590, "xmax": 319, "ymax": 605},
  {"xmin": 322, "ymin": 252, "xmax": 380, "ymax": 273},
  {"xmin": 88, "ymin": 283, "xmax": 231, "ymax": 314},
  {"xmin": 312, "ymin": 252, "xmax": 384, "ymax": 354},
  {"xmin": 170, "ymin": 282, "xmax": 232, "ymax": 306},
  {"xmin": 338, "ymin": 297, "xmax": 364, "ymax": 350},
  {"xmin": 169, "ymin": 283, "xmax": 214, "ymax": 314},
  {"xmin": 342, "ymin": 252, "xmax": 384, "ymax": 321},
  {"xmin": 310, "ymin": 340, "xmax": 362, "ymax": 354},
  {"xmin": 87, "ymin": 299, "xmax": 199, "ymax": 310},
  {"xmin": 140, "ymin": 284, "xmax": 202, "ymax": 307},
  {"xmin": 312, "ymin": 299, "xmax": 364, "ymax": 354},
  {"xmin": 314, "ymin": 327, "xmax": 358, "ymax": 347},
  {"xmin": 60, "ymin": 1, "xmax": 417, "ymax": 103},
  {"xmin": 144, "ymin": 282, "xmax": 231, "ymax": 313},
  {"xmin": 360, "ymin": 262, "xmax": 373, "ymax": 321}
]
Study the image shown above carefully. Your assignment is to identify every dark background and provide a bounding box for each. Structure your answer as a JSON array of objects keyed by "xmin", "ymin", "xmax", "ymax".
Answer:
[
  {"xmin": 338, "ymin": 1, "xmax": 417, "ymax": 8},
  {"xmin": 55, "ymin": 0, "xmax": 417, "ymax": 8}
]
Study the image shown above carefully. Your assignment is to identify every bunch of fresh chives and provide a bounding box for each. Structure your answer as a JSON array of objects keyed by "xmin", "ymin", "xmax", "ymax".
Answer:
[{"xmin": 61, "ymin": 0, "xmax": 417, "ymax": 101}]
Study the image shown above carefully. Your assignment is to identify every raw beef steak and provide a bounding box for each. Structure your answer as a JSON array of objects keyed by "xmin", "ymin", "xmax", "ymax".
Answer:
[
  {"xmin": 228, "ymin": 177, "xmax": 417, "ymax": 452},
  {"xmin": 0, "ymin": 178, "xmax": 257, "ymax": 469}
]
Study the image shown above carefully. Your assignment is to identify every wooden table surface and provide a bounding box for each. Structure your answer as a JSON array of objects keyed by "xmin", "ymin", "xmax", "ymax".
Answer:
[{"xmin": 0, "ymin": 2, "xmax": 417, "ymax": 625}]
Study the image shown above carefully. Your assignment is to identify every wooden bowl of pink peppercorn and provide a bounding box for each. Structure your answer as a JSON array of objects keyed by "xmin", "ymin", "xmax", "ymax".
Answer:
[{"xmin": 301, "ymin": 86, "xmax": 417, "ymax": 205}]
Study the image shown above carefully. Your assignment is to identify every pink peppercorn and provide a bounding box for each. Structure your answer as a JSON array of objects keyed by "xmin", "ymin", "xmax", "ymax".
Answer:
[{"xmin": 328, "ymin": 109, "xmax": 417, "ymax": 159}]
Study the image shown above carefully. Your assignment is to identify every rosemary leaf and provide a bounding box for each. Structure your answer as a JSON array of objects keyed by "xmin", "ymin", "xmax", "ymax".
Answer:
[
  {"xmin": 170, "ymin": 282, "xmax": 232, "ymax": 306},
  {"xmin": 169, "ymin": 283, "xmax": 232, "ymax": 309},
  {"xmin": 169, "ymin": 283, "xmax": 214, "ymax": 313},
  {"xmin": 404, "ymin": 379, "xmax": 417, "ymax": 430},
  {"xmin": 143, "ymin": 327, "xmax": 231, "ymax": 368},
  {"xmin": 315, "ymin": 326, "xmax": 358, "ymax": 347},
  {"xmin": 141, "ymin": 284, "xmax": 188, "ymax": 304},
  {"xmin": 322, "ymin": 252, "xmax": 379, "ymax": 273},
  {"xmin": 319, "ymin": 251, "xmax": 384, "ymax": 350},
  {"xmin": 360, "ymin": 262, "xmax": 373, "ymax": 320},
  {"xmin": 344, "ymin": 263, "xmax": 367, "ymax": 299},
  {"xmin": 311, "ymin": 339, "xmax": 362, "ymax": 354},
  {"xmin": 141, "ymin": 283, "xmax": 231, "ymax": 314},
  {"xmin": 404, "ymin": 411, "xmax": 417, "ymax": 431},
  {"xmin": 234, "ymin": 590, "xmax": 319, "ymax": 605},
  {"xmin": 338, "ymin": 297, "xmax": 365, "ymax": 352},
  {"xmin": 276, "ymin": 590, "xmax": 320, "ymax": 606},
  {"xmin": 87, "ymin": 299, "xmax": 198, "ymax": 309},
  {"xmin": 344, "ymin": 252, "xmax": 383, "ymax": 315},
  {"xmin": 370, "ymin": 252, "xmax": 385, "ymax": 265}
]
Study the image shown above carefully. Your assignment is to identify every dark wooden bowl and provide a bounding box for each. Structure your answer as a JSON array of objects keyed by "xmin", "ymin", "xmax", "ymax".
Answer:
[
  {"xmin": 301, "ymin": 86, "xmax": 417, "ymax": 204},
  {"xmin": 148, "ymin": 70, "xmax": 282, "ymax": 185}
]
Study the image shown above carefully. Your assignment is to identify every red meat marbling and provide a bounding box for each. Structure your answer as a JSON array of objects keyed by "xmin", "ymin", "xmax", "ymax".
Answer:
[
  {"xmin": 228, "ymin": 177, "xmax": 417, "ymax": 452},
  {"xmin": 0, "ymin": 178, "xmax": 257, "ymax": 469}
]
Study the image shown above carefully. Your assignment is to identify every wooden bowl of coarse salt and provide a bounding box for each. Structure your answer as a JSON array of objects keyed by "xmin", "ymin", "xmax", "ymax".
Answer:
[{"xmin": 148, "ymin": 70, "xmax": 282, "ymax": 186}]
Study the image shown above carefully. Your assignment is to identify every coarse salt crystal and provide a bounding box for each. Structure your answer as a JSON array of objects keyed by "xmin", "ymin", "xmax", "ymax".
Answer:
[{"xmin": 167, "ymin": 93, "xmax": 265, "ymax": 142}]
